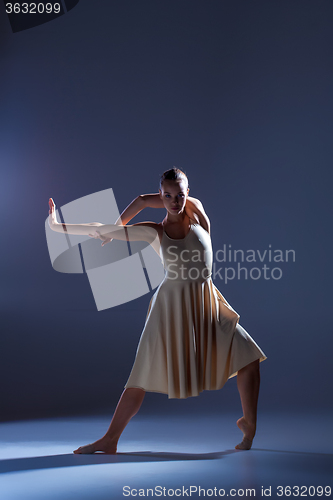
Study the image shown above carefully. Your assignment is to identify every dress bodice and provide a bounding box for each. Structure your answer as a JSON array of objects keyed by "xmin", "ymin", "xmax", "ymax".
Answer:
[{"xmin": 159, "ymin": 223, "xmax": 213, "ymax": 282}]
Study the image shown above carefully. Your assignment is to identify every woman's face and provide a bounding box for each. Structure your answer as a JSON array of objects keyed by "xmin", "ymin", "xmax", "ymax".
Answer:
[{"xmin": 159, "ymin": 179, "xmax": 189, "ymax": 215}]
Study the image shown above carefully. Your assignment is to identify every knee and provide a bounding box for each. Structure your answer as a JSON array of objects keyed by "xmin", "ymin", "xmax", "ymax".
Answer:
[{"xmin": 125, "ymin": 387, "xmax": 146, "ymax": 402}]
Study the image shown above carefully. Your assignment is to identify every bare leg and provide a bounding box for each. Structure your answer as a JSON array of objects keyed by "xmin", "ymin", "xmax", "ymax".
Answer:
[
  {"xmin": 235, "ymin": 359, "xmax": 260, "ymax": 450},
  {"xmin": 73, "ymin": 387, "xmax": 145, "ymax": 454}
]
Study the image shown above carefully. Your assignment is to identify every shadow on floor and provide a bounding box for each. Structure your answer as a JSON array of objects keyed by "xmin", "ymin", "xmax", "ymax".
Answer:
[{"xmin": 0, "ymin": 449, "xmax": 240, "ymax": 474}]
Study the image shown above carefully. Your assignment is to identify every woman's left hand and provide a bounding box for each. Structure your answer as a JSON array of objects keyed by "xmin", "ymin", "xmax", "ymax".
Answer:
[{"xmin": 48, "ymin": 198, "xmax": 59, "ymax": 225}]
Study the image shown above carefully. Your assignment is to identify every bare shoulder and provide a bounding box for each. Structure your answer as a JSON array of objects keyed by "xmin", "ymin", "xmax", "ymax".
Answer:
[
  {"xmin": 186, "ymin": 197, "xmax": 211, "ymax": 235},
  {"xmin": 187, "ymin": 196, "xmax": 204, "ymax": 208}
]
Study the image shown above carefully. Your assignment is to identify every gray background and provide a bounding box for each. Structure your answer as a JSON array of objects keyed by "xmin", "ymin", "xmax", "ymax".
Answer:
[{"xmin": 1, "ymin": 0, "xmax": 332, "ymax": 421}]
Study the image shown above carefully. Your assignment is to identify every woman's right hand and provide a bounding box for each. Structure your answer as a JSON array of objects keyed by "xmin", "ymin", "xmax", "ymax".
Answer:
[{"xmin": 88, "ymin": 230, "xmax": 113, "ymax": 247}]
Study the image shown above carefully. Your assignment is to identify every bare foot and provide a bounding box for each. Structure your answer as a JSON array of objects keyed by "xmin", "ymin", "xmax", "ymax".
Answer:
[
  {"xmin": 73, "ymin": 435, "xmax": 118, "ymax": 454},
  {"xmin": 235, "ymin": 416, "xmax": 256, "ymax": 450}
]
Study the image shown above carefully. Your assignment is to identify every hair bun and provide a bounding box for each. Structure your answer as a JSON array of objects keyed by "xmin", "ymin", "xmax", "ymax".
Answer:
[{"xmin": 159, "ymin": 167, "xmax": 189, "ymax": 189}]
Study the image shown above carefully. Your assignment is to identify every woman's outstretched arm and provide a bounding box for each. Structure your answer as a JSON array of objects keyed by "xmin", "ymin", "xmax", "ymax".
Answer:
[{"xmin": 48, "ymin": 198, "xmax": 158, "ymax": 243}]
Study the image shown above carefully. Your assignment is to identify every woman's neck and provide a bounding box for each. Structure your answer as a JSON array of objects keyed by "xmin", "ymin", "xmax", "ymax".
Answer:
[{"xmin": 163, "ymin": 211, "xmax": 188, "ymax": 225}]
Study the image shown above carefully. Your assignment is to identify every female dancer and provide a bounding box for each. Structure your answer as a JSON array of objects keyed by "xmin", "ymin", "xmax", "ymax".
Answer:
[{"xmin": 48, "ymin": 167, "xmax": 266, "ymax": 453}]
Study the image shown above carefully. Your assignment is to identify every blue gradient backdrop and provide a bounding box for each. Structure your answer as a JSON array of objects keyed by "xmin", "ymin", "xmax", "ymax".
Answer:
[{"xmin": 0, "ymin": 0, "xmax": 332, "ymax": 421}]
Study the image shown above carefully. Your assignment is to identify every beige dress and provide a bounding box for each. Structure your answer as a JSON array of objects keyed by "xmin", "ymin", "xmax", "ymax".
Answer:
[{"xmin": 125, "ymin": 222, "xmax": 266, "ymax": 399}]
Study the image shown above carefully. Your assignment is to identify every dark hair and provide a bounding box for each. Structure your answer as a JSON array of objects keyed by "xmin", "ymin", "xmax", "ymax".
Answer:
[{"xmin": 159, "ymin": 167, "xmax": 189, "ymax": 190}]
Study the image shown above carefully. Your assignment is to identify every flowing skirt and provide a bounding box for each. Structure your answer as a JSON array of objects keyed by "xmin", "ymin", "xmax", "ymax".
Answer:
[{"xmin": 125, "ymin": 276, "xmax": 266, "ymax": 399}]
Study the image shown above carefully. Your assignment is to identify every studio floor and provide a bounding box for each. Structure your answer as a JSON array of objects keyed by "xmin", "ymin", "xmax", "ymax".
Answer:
[{"xmin": 0, "ymin": 412, "xmax": 332, "ymax": 499}]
